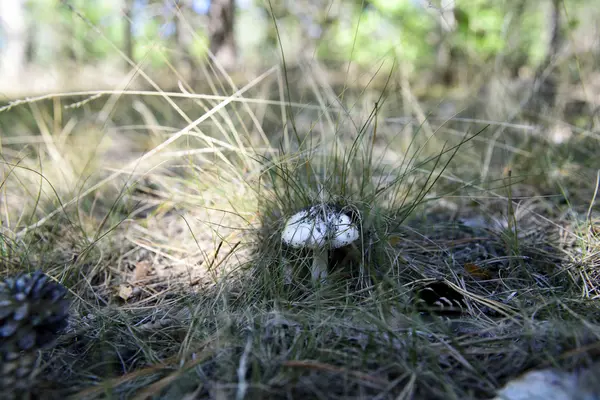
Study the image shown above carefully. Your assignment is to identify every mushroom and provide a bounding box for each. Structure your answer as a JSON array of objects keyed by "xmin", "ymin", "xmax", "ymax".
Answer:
[{"xmin": 281, "ymin": 204, "xmax": 360, "ymax": 283}]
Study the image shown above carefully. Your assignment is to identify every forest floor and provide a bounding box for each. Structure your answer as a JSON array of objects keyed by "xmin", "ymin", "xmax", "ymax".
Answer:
[{"xmin": 1, "ymin": 62, "xmax": 599, "ymax": 399}]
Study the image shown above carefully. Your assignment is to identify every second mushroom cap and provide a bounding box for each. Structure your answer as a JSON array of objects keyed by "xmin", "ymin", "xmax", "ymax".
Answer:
[{"xmin": 281, "ymin": 204, "xmax": 360, "ymax": 249}]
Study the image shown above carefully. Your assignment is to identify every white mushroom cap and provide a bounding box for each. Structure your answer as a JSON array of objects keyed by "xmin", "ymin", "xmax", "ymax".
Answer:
[
  {"xmin": 281, "ymin": 204, "xmax": 359, "ymax": 249},
  {"xmin": 330, "ymin": 212, "xmax": 360, "ymax": 247},
  {"xmin": 281, "ymin": 209, "xmax": 326, "ymax": 248}
]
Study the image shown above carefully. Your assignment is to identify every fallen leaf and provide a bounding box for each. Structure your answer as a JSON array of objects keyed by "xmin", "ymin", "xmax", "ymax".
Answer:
[
  {"xmin": 388, "ymin": 235, "xmax": 402, "ymax": 246},
  {"xmin": 133, "ymin": 261, "xmax": 152, "ymax": 283},
  {"xmin": 464, "ymin": 263, "xmax": 491, "ymax": 280},
  {"xmin": 118, "ymin": 284, "xmax": 133, "ymax": 301}
]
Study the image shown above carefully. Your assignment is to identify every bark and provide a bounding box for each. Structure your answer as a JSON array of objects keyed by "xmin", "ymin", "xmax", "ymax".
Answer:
[
  {"xmin": 174, "ymin": 0, "xmax": 197, "ymax": 80},
  {"xmin": 208, "ymin": 0, "xmax": 237, "ymax": 70},
  {"xmin": 533, "ymin": 0, "xmax": 563, "ymax": 111},
  {"xmin": 124, "ymin": 0, "xmax": 134, "ymax": 65},
  {"xmin": 439, "ymin": 0, "xmax": 456, "ymax": 32},
  {"xmin": 435, "ymin": 0, "xmax": 457, "ymax": 85}
]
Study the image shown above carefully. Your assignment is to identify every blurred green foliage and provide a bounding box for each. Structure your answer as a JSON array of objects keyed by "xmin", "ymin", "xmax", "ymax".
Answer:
[
  {"xmin": 454, "ymin": 0, "xmax": 507, "ymax": 60},
  {"xmin": 319, "ymin": 0, "xmax": 437, "ymax": 67},
  {"xmin": 14, "ymin": 0, "xmax": 597, "ymax": 80},
  {"xmin": 318, "ymin": 0, "xmax": 562, "ymax": 73}
]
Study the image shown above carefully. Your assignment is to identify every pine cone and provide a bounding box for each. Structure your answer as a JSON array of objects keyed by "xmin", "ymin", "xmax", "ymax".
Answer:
[{"xmin": 0, "ymin": 270, "xmax": 70, "ymax": 396}]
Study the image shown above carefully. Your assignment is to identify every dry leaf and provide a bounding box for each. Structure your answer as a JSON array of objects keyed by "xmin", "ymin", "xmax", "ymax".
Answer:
[
  {"xmin": 388, "ymin": 235, "xmax": 402, "ymax": 246},
  {"xmin": 133, "ymin": 261, "xmax": 152, "ymax": 283},
  {"xmin": 464, "ymin": 263, "xmax": 491, "ymax": 280},
  {"xmin": 118, "ymin": 284, "xmax": 133, "ymax": 301}
]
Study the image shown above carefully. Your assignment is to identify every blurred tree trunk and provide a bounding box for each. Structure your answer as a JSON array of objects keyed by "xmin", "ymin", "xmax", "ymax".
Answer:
[
  {"xmin": 123, "ymin": 0, "xmax": 134, "ymax": 66},
  {"xmin": 507, "ymin": 0, "xmax": 527, "ymax": 78},
  {"xmin": 533, "ymin": 0, "xmax": 563, "ymax": 112},
  {"xmin": 435, "ymin": 0, "xmax": 456, "ymax": 85},
  {"xmin": 439, "ymin": 0, "xmax": 456, "ymax": 32},
  {"xmin": 0, "ymin": 0, "xmax": 28, "ymax": 80},
  {"xmin": 208, "ymin": 0, "xmax": 237, "ymax": 70},
  {"xmin": 174, "ymin": 0, "xmax": 198, "ymax": 86}
]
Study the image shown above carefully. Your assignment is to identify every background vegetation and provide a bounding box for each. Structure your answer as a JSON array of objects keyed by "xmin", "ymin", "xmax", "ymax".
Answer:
[{"xmin": 1, "ymin": 0, "xmax": 599, "ymax": 399}]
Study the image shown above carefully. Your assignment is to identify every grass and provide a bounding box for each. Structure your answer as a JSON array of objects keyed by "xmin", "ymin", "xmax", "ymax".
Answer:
[
  {"xmin": 2, "ymin": 6, "xmax": 600, "ymax": 400},
  {"xmin": 2, "ymin": 73, "xmax": 599, "ymax": 399}
]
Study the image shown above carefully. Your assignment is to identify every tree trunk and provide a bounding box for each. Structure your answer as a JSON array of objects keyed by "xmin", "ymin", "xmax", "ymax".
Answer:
[
  {"xmin": 435, "ymin": 0, "xmax": 456, "ymax": 85},
  {"xmin": 124, "ymin": 0, "xmax": 135, "ymax": 66},
  {"xmin": 533, "ymin": 0, "xmax": 563, "ymax": 112},
  {"xmin": 174, "ymin": 0, "xmax": 198, "ymax": 85},
  {"xmin": 439, "ymin": 0, "xmax": 456, "ymax": 32},
  {"xmin": 208, "ymin": 0, "xmax": 237, "ymax": 70}
]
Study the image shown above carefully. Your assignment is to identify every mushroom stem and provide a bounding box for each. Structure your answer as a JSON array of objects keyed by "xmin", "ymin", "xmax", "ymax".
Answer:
[{"xmin": 311, "ymin": 248, "xmax": 329, "ymax": 284}]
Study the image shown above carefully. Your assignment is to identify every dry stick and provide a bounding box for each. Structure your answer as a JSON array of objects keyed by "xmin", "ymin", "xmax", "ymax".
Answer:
[{"xmin": 16, "ymin": 67, "xmax": 278, "ymax": 238}]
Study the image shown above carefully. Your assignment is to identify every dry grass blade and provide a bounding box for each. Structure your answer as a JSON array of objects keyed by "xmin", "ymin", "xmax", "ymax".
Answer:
[
  {"xmin": 69, "ymin": 334, "xmax": 223, "ymax": 400},
  {"xmin": 15, "ymin": 66, "xmax": 277, "ymax": 238},
  {"xmin": 282, "ymin": 360, "xmax": 390, "ymax": 386},
  {"xmin": 2, "ymin": 2, "xmax": 600, "ymax": 399}
]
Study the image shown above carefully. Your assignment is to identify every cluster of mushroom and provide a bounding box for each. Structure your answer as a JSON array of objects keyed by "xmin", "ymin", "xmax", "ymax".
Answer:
[{"xmin": 281, "ymin": 203, "xmax": 360, "ymax": 283}]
